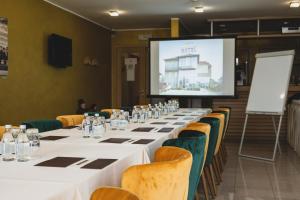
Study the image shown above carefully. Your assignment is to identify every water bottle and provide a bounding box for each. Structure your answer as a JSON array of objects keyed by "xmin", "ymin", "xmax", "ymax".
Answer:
[
  {"xmin": 92, "ymin": 114, "xmax": 105, "ymax": 138},
  {"xmin": 139, "ymin": 109, "xmax": 146, "ymax": 123},
  {"xmin": 2, "ymin": 125, "xmax": 15, "ymax": 161},
  {"xmin": 132, "ymin": 109, "xmax": 139, "ymax": 123},
  {"xmin": 82, "ymin": 113, "xmax": 91, "ymax": 138},
  {"xmin": 16, "ymin": 125, "xmax": 30, "ymax": 162}
]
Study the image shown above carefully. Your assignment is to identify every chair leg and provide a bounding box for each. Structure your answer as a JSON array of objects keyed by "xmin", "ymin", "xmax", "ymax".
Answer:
[
  {"xmin": 201, "ymin": 172, "xmax": 211, "ymax": 200},
  {"xmin": 212, "ymin": 156, "xmax": 222, "ymax": 184},
  {"xmin": 204, "ymin": 166, "xmax": 217, "ymax": 198},
  {"xmin": 208, "ymin": 164, "xmax": 218, "ymax": 195},
  {"xmin": 217, "ymin": 151, "xmax": 224, "ymax": 173}
]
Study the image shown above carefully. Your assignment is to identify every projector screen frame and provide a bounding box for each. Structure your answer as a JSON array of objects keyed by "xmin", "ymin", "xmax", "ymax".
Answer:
[{"xmin": 147, "ymin": 36, "xmax": 237, "ymax": 99}]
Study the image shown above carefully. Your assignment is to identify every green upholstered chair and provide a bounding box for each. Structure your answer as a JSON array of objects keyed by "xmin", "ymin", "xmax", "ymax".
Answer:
[
  {"xmin": 199, "ymin": 117, "xmax": 220, "ymax": 165},
  {"xmin": 22, "ymin": 120, "xmax": 62, "ymax": 133},
  {"xmin": 163, "ymin": 134, "xmax": 206, "ymax": 200},
  {"xmin": 86, "ymin": 111, "xmax": 110, "ymax": 119}
]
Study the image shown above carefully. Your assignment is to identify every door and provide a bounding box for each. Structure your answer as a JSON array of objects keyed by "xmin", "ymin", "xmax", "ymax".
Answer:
[{"xmin": 116, "ymin": 47, "xmax": 148, "ymax": 107}]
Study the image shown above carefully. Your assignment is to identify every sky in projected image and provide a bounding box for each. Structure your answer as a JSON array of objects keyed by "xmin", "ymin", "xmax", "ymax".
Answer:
[{"xmin": 159, "ymin": 39, "xmax": 223, "ymax": 80}]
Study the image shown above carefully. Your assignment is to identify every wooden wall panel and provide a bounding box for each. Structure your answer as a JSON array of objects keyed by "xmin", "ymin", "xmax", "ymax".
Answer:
[{"xmin": 213, "ymin": 86, "xmax": 300, "ymax": 141}]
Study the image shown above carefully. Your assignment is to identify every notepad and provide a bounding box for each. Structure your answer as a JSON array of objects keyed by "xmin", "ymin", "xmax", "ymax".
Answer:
[
  {"xmin": 164, "ymin": 117, "xmax": 178, "ymax": 120},
  {"xmin": 40, "ymin": 136, "xmax": 69, "ymax": 141},
  {"xmin": 81, "ymin": 159, "xmax": 117, "ymax": 170},
  {"xmin": 132, "ymin": 127, "xmax": 154, "ymax": 132},
  {"xmin": 158, "ymin": 128, "xmax": 174, "ymax": 133},
  {"xmin": 132, "ymin": 139, "xmax": 155, "ymax": 144},
  {"xmin": 151, "ymin": 122, "xmax": 168, "ymax": 125},
  {"xmin": 100, "ymin": 138, "xmax": 130, "ymax": 144},
  {"xmin": 35, "ymin": 157, "xmax": 84, "ymax": 168},
  {"xmin": 173, "ymin": 122, "xmax": 186, "ymax": 125}
]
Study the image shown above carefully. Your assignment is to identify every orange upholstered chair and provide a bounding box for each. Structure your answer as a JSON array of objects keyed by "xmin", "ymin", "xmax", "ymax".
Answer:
[
  {"xmin": 122, "ymin": 146, "xmax": 193, "ymax": 200},
  {"xmin": 100, "ymin": 109, "xmax": 120, "ymax": 115},
  {"xmin": 56, "ymin": 115, "xmax": 84, "ymax": 127},
  {"xmin": 0, "ymin": 126, "xmax": 5, "ymax": 139},
  {"xmin": 90, "ymin": 187, "xmax": 140, "ymax": 200}
]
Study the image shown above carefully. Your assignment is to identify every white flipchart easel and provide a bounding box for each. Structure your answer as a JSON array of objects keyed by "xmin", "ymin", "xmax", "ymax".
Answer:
[{"xmin": 239, "ymin": 50, "xmax": 295, "ymax": 162}]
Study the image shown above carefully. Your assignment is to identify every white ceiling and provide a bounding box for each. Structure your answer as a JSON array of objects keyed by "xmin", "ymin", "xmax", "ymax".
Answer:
[{"xmin": 44, "ymin": 0, "xmax": 300, "ymax": 31}]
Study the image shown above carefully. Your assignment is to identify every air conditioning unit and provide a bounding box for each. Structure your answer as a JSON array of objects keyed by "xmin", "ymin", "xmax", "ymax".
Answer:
[{"xmin": 282, "ymin": 27, "xmax": 300, "ymax": 34}]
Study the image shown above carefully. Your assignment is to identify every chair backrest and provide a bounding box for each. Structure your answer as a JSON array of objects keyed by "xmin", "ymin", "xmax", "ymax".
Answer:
[
  {"xmin": 91, "ymin": 187, "xmax": 140, "ymax": 200},
  {"xmin": 86, "ymin": 112, "xmax": 110, "ymax": 119},
  {"xmin": 199, "ymin": 117, "xmax": 220, "ymax": 165},
  {"xmin": 22, "ymin": 120, "xmax": 62, "ymax": 133},
  {"xmin": 181, "ymin": 122, "xmax": 211, "ymax": 162},
  {"xmin": 122, "ymin": 146, "xmax": 192, "ymax": 200},
  {"xmin": 100, "ymin": 109, "xmax": 120, "ymax": 115},
  {"xmin": 0, "ymin": 126, "xmax": 4, "ymax": 139},
  {"xmin": 213, "ymin": 107, "xmax": 231, "ymax": 138},
  {"xmin": 205, "ymin": 113, "xmax": 225, "ymax": 155},
  {"xmin": 56, "ymin": 115, "xmax": 84, "ymax": 127},
  {"xmin": 163, "ymin": 136, "xmax": 206, "ymax": 200}
]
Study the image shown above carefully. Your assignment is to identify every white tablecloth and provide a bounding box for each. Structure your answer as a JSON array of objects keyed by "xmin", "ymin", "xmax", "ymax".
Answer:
[{"xmin": 0, "ymin": 108, "xmax": 210, "ymax": 200}]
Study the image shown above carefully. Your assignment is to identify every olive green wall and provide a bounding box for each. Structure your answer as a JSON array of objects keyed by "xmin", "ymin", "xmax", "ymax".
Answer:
[{"xmin": 0, "ymin": 0, "xmax": 111, "ymax": 125}]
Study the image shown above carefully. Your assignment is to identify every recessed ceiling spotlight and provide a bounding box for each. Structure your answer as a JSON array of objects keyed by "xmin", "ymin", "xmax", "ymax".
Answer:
[
  {"xmin": 108, "ymin": 10, "xmax": 120, "ymax": 17},
  {"xmin": 194, "ymin": 7, "xmax": 204, "ymax": 13},
  {"xmin": 290, "ymin": 1, "xmax": 300, "ymax": 8}
]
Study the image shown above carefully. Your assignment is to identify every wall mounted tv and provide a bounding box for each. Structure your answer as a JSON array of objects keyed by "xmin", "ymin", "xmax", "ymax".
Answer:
[
  {"xmin": 149, "ymin": 37, "xmax": 236, "ymax": 98},
  {"xmin": 48, "ymin": 34, "xmax": 72, "ymax": 68}
]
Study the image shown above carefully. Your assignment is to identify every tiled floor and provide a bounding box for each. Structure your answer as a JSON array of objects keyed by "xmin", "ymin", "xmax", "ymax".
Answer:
[{"xmin": 216, "ymin": 143, "xmax": 300, "ymax": 200}]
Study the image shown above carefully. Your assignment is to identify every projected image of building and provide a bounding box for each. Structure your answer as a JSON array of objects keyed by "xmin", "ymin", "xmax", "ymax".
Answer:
[{"xmin": 163, "ymin": 54, "xmax": 214, "ymax": 91}]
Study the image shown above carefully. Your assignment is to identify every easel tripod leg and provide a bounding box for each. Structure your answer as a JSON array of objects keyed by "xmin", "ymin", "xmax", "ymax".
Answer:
[
  {"xmin": 272, "ymin": 116, "xmax": 282, "ymax": 154},
  {"xmin": 239, "ymin": 114, "xmax": 249, "ymax": 155}
]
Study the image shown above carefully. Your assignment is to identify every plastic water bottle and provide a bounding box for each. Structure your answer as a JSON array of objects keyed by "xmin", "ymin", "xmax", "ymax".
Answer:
[
  {"xmin": 16, "ymin": 125, "xmax": 30, "ymax": 162},
  {"xmin": 82, "ymin": 113, "xmax": 91, "ymax": 138},
  {"xmin": 2, "ymin": 125, "xmax": 15, "ymax": 161},
  {"xmin": 92, "ymin": 114, "xmax": 105, "ymax": 138}
]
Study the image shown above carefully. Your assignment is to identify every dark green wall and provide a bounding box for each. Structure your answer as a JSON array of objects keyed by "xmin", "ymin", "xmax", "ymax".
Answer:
[{"xmin": 0, "ymin": 0, "xmax": 111, "ymax": 125}]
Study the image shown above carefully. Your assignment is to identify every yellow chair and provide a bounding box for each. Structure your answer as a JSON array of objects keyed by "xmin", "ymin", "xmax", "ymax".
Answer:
[
  {"xmin": 0, "ymin": 126, "xmax": 5, "ymax": 140},
  {"xmin": 101, "ymin": 109, "xmax": 120, "ymax": 115},
  {"xmin": 122, "ymin": 146, "xmax": 193, "ymax": 200},
  {"xmin": 91, "ymin": 187, "xmax": 140, "ymax": 200},
  {"xmin": 56, "ymin": 115, "xmax": 84, "ymax": 127}
]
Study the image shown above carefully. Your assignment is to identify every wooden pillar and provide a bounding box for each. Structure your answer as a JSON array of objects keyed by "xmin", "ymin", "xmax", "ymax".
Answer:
[{"xmin": 171, "ymin": 18, "xmax": 180, "ymax": 38}]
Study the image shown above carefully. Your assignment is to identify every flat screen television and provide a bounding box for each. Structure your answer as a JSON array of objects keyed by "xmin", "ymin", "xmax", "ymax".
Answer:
[
  {"xmin": 48, "ymin": 34, "xmax": 72, "ymax": 68},
  {"xmin": 149, "ymin": 37, "xmax": 236, "ymax": 98}
]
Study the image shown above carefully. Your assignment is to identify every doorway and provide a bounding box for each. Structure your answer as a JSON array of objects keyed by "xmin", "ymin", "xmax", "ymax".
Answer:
[{"xmin": 115, "ymin": 47, "xmax": 148, "ymax": 108}]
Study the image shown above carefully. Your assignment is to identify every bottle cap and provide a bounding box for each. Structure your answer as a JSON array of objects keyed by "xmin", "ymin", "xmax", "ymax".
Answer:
[
  {"xmin": 4, "ymin": 125, "xmax": 12, "ymax": 129},
  {"xmin": 20, "ymin": 125, "xmax": 26, "ymax": 129}
]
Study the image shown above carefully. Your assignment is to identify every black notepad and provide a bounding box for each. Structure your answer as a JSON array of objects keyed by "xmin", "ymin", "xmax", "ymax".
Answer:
[
  {"xmin": 132, "ymin": 139, "xmax": 155, "ymax": 144},
  {"xmin": 35, "ymin": 157, "xmax": 84, "ymax": 168},
  {"xmin": 100, "ymin": 138, "xmax": 130, "ymax": 144},
  {"xmin": 81, "ymin": 159, "xmax": 117, "ymax": 169},
  {"xmin": 40, "ymin": 136, "xmax": 69, "ymax": 141},
  {"xmin": 151, "ymin": 122, "xmax": 168, "ymax": 125},
  {"xmin": 158, "ymin": 128, "xmax": 174, "ymax": 133},
  {"xmin": 132, "ymin": 127, "xmax": 154, "ymax": 132},
  {"xmin": 183, "ymin": 117, "xmax": 195, "ymax": 120},
  {"xmin": 164, "ymin": 117, "xmax": 178, "ymax": 120},
  {"xmin": 173, "ymin": 122, "xmax": 186, "ymax": 125}
]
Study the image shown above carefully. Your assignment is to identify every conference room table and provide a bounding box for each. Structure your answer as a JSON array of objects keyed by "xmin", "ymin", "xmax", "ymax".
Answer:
[{"xmin": 0, "ymin": 108, "xmax": 211, "ymax": 200}]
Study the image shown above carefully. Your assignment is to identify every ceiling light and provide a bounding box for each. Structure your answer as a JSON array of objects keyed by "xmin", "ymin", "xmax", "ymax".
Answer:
[
  {"xmin": 290, "ymin": 1, "xmax": 300, "ymax": 8},
  {"xmin": 108, "ymin": 10, "xmax": 119, "ymax": 17},
  {"xmin": 194, "ymin": 7, "xmax": 204, "ymax": 13}
]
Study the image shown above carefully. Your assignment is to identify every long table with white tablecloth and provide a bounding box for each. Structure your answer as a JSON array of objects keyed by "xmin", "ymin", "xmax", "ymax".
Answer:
[{"xmin": 0, "ymin": 108, "xmax": 210, "ymax": 200}]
